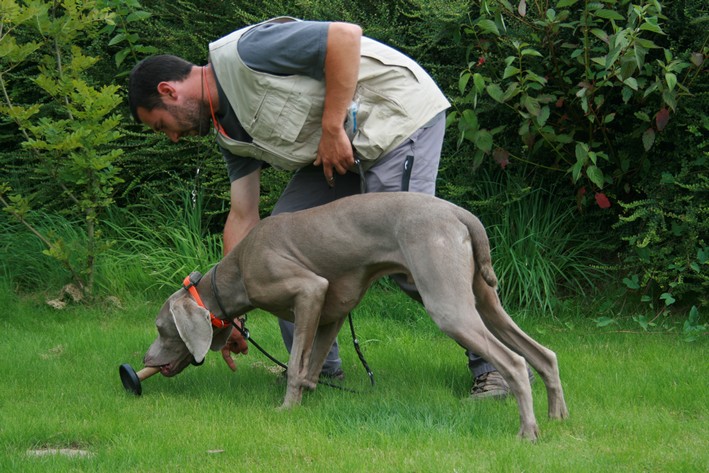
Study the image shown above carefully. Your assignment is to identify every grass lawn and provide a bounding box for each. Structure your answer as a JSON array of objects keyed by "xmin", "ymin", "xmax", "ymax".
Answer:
[{"xmin": 0, "ymin": 287, "xmax": 706, "ymax": 472}]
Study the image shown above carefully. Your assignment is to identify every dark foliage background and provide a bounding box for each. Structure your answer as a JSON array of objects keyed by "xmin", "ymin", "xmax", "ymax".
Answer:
[{"xmin": 1, "ymin": 0, "xmax": 706, "ymax": 314}]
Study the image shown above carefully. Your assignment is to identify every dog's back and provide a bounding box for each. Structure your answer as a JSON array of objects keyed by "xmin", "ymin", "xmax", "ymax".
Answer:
[{"xmin": 239, "ymin": 192, "xmax": 497, "ymax": 290}]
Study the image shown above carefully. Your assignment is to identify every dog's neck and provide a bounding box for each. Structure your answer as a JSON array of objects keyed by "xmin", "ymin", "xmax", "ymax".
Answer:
[{"xmin": 197, "ymin": 264, "xmax": 252, "ymax": 321}]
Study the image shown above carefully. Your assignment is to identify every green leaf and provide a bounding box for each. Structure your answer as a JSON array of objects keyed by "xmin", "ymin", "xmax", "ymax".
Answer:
[
  {"xmin": 590, "ymin": 28, "xmax": 609, "ymax": 43},
  {"xmin": 502, "ymin": 82, "xmax": 521, "ymax": 101},
  {"xmin": 587, "ymin": 165, "xmax": 604, "ymax": 188},
  {"xmin": 665, "ymin": 73, "xmax": 677, "ymax": 92},
  {"xmin": 472, "ymin": 149, "xmax": 485, "ymax": 171},
  {"xmin": 571, "ymin": 160, "xmax": 583, "ymax": 183},
  {"xmin": 459, "ymin": 72, "xmax": 471, "ymax": 94},
  {"xmin": 486, "ymin": 84, "xmax": 504, "ymax": 102},
  {"xmin": 623, "ymin": 275, "xmax": 640, "ymax": 289},
  {"xmin": 639, "ymin": 20, "xmax": 663, "ymax": 35},
  {"xmin": 575, "ymin": 142, "xmax": 589, "ymax": 162},
  {"xmin": 688, "ymin": 306, "xmax": 700, "ymax": 324},
  {"xmin": 503, "ymin": 65, "xmax": 520, "ymax": 79},
  {"xmin": 555, "ymin": 134, "xmax": 573, "ymax": 144},
  {"xmin": 623, "ymin": 77, "xmax": 638, "ymax": 90},
  {"xmin": 115, "ymin": 49, "xmax": 130, "ymax": 68},
  {"xmin": 474, "ymin": 130, "xmax": 493, "ymax": 153},
  {"xmin": 473, "ymin": 73, "xmax": 486, "ymax": 93},
  {"xmin": 459, "ymin": 110, "xmax": 479, "ymax": 132},
  {"xmin": 619, "ymin": 56, "xmax": 637, "ymax": 80},
  {"xmin": 642, "ymin": 128, "xmax": 655, "ymax": 151},
  {"xmin": 107, "ymin": 33, "xmax": 126, "ymax": 46},
  {"xmin": 522, "ymin": 95, "xmax": 541, "ymax": 116},
  {"xmin": 521, "ymin": 48, "xmax": 543, "ymax": 57},
  {"xmin": 557, "ymin": 0, "xmax": 578, "ymax": 7},
  {"xmin": 594, "ymin": 317, "xmax": 617, "ymax": 327},
  {"xmin": 477, "ymin": 19, "xmax": 500, "ymax": 36},
  {"xmin": 126, "ymin": 11, "xmax": 152, "ymax": 22},
  {"xmin": 595, "ymin": 9, "xmax": 625, "ymax": 20},
  {"xmin": 660, "ymin": 293, "xmax": 676, "ymax": 306},
  {"xmin": 635, "ymin": 38, "xmax": 659, "ymax": 49},
  {"xmin": 634, "ymin": 111, "xmax": 651, "ymax": 122},
  {"xmin": 632, "ymin": 315, "xmax": 651, "ymax": 331},
  {"xmin": 536, "ymin": 106, "xmax": 550, "ymax": 127},
  {"xmin": 663, "ymin": 90, "xmax": 677, "ymax": 111},
  {"xmin": 525, "ymin": 71, "xmax": 547, "ymax": 85}
]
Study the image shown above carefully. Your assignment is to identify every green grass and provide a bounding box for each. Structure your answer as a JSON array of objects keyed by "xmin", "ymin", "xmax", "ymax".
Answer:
[{"xmin": 1, "ymin": 287, "xmax": 706, "ymax": 472}]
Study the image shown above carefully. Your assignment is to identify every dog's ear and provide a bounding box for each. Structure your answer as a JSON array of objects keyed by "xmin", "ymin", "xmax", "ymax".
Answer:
[{"xmin": 169, "ymin": 295, "xmax": 212, "ymax": 364}]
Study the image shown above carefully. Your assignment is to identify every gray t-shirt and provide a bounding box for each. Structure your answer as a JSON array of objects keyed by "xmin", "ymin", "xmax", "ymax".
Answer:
[{"xmin": 214, "ymin": 21, "xmax": 330, "ymax": 181}]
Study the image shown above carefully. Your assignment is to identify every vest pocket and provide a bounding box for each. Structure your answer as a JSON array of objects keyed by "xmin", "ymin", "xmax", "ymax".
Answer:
[
  {"xmin": 250, "ymin": 88, "xmax": 313, "ymax": 144},
  {"xmin": 353, "ymin": 84, "xmax": 410, "ymax": 160}
]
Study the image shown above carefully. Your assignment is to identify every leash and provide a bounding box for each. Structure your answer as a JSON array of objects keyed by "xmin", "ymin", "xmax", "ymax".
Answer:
[
  {"xmin": 347, "ymin": 153, "xmax": 413, "ymax": 386},
  {"xmin": 348, "ymin": 158, "xmax": 375, "ymax": 386}
]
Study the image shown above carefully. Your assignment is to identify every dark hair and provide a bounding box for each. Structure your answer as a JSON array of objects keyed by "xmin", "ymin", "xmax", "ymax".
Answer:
[{"xmin": 128, "ymin": 55, "xmax": 195, "ymax": 122}]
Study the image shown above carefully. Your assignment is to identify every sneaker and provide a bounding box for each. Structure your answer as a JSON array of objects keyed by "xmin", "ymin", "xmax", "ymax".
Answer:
[
  {"xmin": 320, "ymin": 368, "xmax": 345, "ymax": 381},
  {"xmin": 469, "ymin": 370, "xmax": 536, "ymax": 400},
  {"xmin": 470, "ymin": 371, "xmax": 510, "ymax": 400}
]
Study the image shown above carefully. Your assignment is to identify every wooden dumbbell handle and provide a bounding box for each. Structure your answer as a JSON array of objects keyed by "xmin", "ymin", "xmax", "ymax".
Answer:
[{"xmin": 136, "ymin": 366, "xmax": 160, "ymax": 381}]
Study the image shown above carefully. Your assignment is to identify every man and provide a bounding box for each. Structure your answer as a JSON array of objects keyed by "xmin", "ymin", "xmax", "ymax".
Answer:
[{"xmin": 128, "ymin": 17, "xmax": 516, "ymax": 399}]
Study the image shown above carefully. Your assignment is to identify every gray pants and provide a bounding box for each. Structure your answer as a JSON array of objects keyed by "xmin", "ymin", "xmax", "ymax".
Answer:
[{"xmin": 272, "ymin": 114, "xmax": 492, "ymax": 377}]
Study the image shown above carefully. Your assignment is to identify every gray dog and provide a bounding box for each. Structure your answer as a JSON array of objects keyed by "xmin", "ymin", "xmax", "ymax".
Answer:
[{"xmin": 143, "ymin": 192, "xmax": 568, "ymax": 440}]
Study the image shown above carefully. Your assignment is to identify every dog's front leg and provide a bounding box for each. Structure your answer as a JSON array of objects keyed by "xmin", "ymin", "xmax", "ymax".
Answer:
[
  {"xmin": 305, "ymin": 317, "xmax": 348, "ymax": 385},
  {"xmin": 280, "ymin": 279, "xmax": 329, "ymax": 409}
]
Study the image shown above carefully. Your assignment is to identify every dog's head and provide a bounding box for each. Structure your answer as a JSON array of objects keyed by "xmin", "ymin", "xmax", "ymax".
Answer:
[{"xmin": 143, "ymin": 289, "xmax": 232, "ymax": 377}]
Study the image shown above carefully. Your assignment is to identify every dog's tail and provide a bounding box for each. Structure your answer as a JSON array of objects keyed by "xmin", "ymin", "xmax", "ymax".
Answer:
[{"xmin": 456, "ymin": 208, "xmax": 498, "ymax": 288}]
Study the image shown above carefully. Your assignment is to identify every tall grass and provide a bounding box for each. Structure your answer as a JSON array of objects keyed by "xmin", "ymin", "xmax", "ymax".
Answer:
[
  {"xmin": 468, "ymin": 175, "xmax": 608, "ymax": 315},
  {"xmin": 0, "ymin": 212, "xmax": 87, "ymax": 293},
  {"xmin": 0, "ymin": 188, "xmax": 223, "ymax": 300},
  {"xmin": 489, "ymin": 189, "xmax": 606, "ymax": 315},
  {"xmin": 100, "ymin": 190, "xmax": 223, "ymax": 297},
  {"xmin": 1, "ymin": 181, "xmax": 608, "ymax": 313}
]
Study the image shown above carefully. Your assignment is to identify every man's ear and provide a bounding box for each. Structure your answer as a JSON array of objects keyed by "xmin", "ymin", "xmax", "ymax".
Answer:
[
  {"xmin": 169, "ymin": 295, "xmax": 212, "ymax": 364},
  {"xmin": 156, "ymin": 81, "xmax": 177, "ymax": 99}
]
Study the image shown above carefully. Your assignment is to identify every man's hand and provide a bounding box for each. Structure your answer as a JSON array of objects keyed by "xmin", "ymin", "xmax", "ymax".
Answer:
[
  {"xmin": 220, "ymin": 319, "xmax": 249, "ymax": 372},
  {"xmin": 315, "ymin": 22, "xmax": 361, "ymax": 186},
  {"xmin": 314, "ymin": 127, "xmax": 355, "ymax": 185}
]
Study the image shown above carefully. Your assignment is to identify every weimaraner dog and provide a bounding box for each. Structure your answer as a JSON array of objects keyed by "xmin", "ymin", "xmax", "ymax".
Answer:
[{"xmin": 143, "ymin": 192, "xmax": 568, "ymax": 440}]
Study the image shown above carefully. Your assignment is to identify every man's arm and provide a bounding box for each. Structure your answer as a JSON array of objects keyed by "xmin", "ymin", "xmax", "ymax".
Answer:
[
  {"xmin": 223, "ymin": 169, "xmax": 261, "ymax": 255},
  {"xmin": 220, "ymin": 169, "xmax": 261, "ymax": 371},
  {"xmin": 314, "ymin": 22, "xmax": 362, "ymax": 184}
]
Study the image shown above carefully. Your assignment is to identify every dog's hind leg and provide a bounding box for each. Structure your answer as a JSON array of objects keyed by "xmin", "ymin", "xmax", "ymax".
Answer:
[
  {"xmin": 451, "ymin": 315, "xmax": 539, "ymax": 440},
  {"xmin": 411, "ymin": 261, "xmax": 539, "ymax": 439},
  {"xmin": 445, "ymin": 308, "xmax": 539, "ymax": 440},
  {"xmin": 473, "ymin": 276, "xmax": 569, "ymax": 421}
]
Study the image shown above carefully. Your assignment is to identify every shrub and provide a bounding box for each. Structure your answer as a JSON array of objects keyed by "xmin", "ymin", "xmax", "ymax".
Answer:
[
  {"xmin": 450, "ymin": 0, "xmax": 708, "ymax": 314},
  {"xmin": 0, "ymin": 1, "xmax": 124, "ymax": 297}
]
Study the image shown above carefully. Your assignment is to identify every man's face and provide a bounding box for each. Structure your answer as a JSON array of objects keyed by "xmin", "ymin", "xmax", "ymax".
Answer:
[{"xmin": 137, "ymin": 97, "xmax": 211, "ymax": 142}]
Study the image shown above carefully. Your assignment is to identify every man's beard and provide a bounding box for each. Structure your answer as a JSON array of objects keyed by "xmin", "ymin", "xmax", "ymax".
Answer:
[{"xmin": 165, "ymin": 98, "xmax": 212, "ymax": 138}]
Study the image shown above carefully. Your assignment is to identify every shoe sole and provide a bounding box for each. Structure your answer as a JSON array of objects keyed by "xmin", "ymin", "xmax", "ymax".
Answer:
[{"xmin": 469, "ymin": 389, "xmax": 509, "ymax": 400}]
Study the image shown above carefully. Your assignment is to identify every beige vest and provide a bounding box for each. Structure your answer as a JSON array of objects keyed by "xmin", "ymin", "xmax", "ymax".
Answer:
[{"xmin": 209, "ymin": 17, "xmax": 450, "ymax": 171}]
